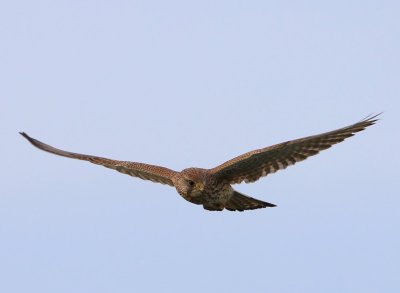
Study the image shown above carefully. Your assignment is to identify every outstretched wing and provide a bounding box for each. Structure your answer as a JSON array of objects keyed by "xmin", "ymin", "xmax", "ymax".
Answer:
[
  {"xmin": 211, "ymin": 114, "xmax": 379, "ymax": 184},
  {"xmin": 20, "ymin": 132, "xmax": 178, "ymax": 186}
]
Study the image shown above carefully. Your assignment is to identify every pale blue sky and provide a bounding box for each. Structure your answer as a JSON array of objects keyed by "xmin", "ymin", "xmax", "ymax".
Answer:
[{"xmin": 1, "ymin": 1, "xmax": 399, "ymax": 292}]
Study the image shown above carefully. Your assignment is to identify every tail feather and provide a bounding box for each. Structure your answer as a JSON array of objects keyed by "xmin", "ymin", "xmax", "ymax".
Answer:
[{"xmin": 225, "ymin": 191, "xmax": 276, "ymax": 212}]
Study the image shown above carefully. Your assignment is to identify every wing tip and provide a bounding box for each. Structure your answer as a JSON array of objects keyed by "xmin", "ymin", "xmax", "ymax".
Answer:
[
  {"xmin": 360, "ymin": 112, "xmax": 382, "ymax": 124},
  {"xmin": 349, "ymin": 112, "xmax": 381, "ymax": 133},
  {"xmin": 19, "ymin": 131, "xmax": 34, "ymax": 143}
]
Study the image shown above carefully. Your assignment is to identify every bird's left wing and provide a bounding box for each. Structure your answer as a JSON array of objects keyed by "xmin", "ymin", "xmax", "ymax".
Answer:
[
  {"xmin": 20, "ymin": 132, "xmax": 178, "ymax": 186},
  {"xmin": 210, "ymin": 114, "xmax": 379, "ymax": 184}
]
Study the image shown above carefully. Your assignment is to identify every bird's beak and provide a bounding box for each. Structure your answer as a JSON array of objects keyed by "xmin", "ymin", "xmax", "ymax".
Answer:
[{"xmin": 195, "ymin": 182, "xmax": 204, "ymax": 191}]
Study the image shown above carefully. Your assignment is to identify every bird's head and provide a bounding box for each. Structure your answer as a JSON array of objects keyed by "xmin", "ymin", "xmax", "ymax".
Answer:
[{"xmin": 173, "ymin": 168, "xmax": 208, "ymax": 199}]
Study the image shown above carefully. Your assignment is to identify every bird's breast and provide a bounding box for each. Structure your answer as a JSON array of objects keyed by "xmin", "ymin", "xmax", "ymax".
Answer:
[{"xmin": 202, "ymin": 182, "xmax": 233, "ymax": 204}]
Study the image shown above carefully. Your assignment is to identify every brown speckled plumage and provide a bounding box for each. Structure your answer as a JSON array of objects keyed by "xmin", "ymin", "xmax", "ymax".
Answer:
[{"xmin": 20, "ymin": 114, "xmax": 379, "ymax": 212}]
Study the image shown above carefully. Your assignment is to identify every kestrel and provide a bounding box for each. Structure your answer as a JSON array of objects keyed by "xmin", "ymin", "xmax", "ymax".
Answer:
[{"xmin": 20, "ymin": 115, "xmax": 379, "ymax": 212}]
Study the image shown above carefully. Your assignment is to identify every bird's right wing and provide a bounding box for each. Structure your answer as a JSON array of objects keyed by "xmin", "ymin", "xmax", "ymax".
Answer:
[
  {"xmin": 210, "ymin": 114, "xmax": 379, "ymax": 184},
  {"xmin": 20, "ymin": 132, "xmax": 178, "ymax": 186}
]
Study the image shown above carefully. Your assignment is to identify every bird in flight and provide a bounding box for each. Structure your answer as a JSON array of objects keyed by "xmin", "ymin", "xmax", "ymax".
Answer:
[{"xmin": 20, "ymin": 114, "xmax": 379, "ymax": 212}]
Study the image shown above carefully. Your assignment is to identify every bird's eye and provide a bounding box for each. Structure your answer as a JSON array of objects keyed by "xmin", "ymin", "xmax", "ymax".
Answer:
[{"xmin": 188, "ymin": 180, "xmax": 195, "ymax": 186}]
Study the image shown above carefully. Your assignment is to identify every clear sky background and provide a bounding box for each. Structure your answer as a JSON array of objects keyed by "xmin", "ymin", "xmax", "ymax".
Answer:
[{"xmin": 1, "ymin": 1, "xmax": 399, "ymax": 292}]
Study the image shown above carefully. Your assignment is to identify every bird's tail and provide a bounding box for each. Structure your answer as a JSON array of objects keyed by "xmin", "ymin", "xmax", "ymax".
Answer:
[{"xmin": 224, "ymin": 191, "xmax": 276, "ymax": 212}]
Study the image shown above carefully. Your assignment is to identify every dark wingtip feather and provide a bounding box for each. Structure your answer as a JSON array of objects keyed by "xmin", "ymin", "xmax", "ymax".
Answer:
[
  {"xmin": 346, "ymin": 113, "xmax": 381, "ymax": 135},
  {"xmin": 359, "ymin": 112, "xmax": 382, "ymax": 124},
  {"xmin": 19, "ymin": 131, "xmax": 28, "ymax": 138},
  {"xmin": 20, "ymin": 132, "xmax": 40, "ymax": 147},
  {"xmin": 20, "ymin": 132, "xmax": 33, "ymax": 143}
]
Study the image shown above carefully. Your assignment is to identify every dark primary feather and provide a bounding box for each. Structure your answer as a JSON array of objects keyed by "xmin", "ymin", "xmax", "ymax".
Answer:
[
  {"xmin": 19, "ymin": 132, "xmax": 178, "ymax": 186},
  {"xmin": 211, "ymin": 114, "xmax": 380, "ymax": 184}
]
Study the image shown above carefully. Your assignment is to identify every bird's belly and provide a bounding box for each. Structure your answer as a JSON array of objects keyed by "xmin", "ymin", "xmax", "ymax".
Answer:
[
  {"xmin": 179, "ymin": 183, "xmax": 233, "ymax": 206},
  {"xmin": 202, "ymin": 184, "xmax": 233, "ymax": 204}
]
